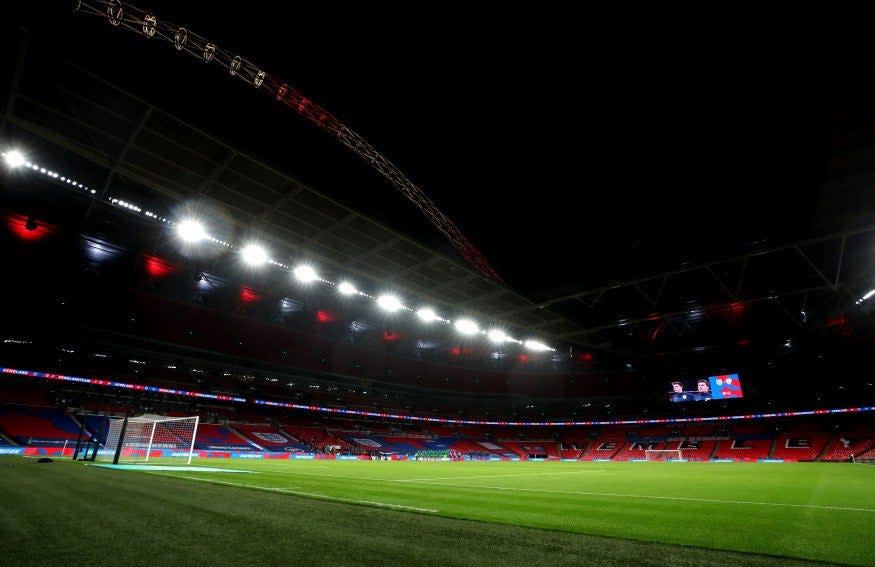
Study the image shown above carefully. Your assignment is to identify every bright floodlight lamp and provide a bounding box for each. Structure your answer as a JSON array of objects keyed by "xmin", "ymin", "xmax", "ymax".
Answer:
[
  {"xmin": 487, "ymin": 329, "xmax": 509, "ymax": 343},
  {"xmin": 857, "ymin": 289, "xmax": 875, "ymax": 305},
  {"xmin": 524, "ymin": 339, "xmax": 552, "ymax": 352},
  {"xmin": 417, "ymin": 308, "xmax": 438, "ymax": 323},
  {"xmin": 3, "ymin": 151, "xmax": 25, "ymax": 168},
  {"xmin": 176, "ymin": 219, "xmax": 206, "ymax": 243},
  {"xmin": 241, "ymin": 244, "xmax": 268, "ymax": 266},
  {"xmin": 338, "ymin": 281, "xmax": 357, "ymax": 295},
  {"xmin": 455, "ymin": 319, "xmax": 479, "ymax": 335},
  {"xmin": 293, "ymin": 265, "xmax": 318, "ymax": 283},
  {"xmin": 377, "ymin": 294, "xmax": 403, "ymax": 312}
]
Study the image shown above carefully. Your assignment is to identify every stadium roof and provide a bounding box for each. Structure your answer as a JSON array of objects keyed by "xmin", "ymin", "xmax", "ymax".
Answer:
[
  {"xmin": 4, "ymin": 5, "xmax": 875, "ymax": 368},
  {"xmin": 2, "ymin": 48, "xmax": 588, "ymax": 347}
]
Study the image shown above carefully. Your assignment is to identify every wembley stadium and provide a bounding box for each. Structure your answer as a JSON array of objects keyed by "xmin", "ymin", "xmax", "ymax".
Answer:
[{"xmin": 1, "ymin": 3, "xmax": 874, "ymax": 566}]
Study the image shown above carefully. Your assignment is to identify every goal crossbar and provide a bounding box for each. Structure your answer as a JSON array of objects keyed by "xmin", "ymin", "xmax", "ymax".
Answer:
[
  {"xmin": 644, "ymin": 449, "xmax": 684, "ymax": 461},
  {"xmin": 105, "ymin": 415, "xmax": 199, "ymax": 464}
]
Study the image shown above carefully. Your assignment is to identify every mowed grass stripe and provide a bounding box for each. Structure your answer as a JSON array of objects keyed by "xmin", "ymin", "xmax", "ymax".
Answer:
[
  {"xmin": 393, "ymin": 469, "xmax": 609, "ymax": 482},
  {"xmin": 1, "ymin": 457, "xmax": 843, "ymax": 567},
  {"xmin": 170, "ymin": 474, "xmax": 439, "ymax": 512},
  {"xmin": 399, "ymin": 480, "xmax": 875, "ymax": 513},
  {"xmin": 147, "ymin": 459, "xmax": 875, "ymax": 566}
]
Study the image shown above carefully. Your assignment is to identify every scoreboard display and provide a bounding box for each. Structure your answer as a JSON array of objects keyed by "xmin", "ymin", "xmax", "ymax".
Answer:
[{"xmin": 669, "ymin": 373, "xmax": 744, "ymax": 402}]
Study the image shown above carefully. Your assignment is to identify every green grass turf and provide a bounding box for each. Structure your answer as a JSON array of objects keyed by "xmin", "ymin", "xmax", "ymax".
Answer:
[{"xmin": 0, "ymin": 457, "xmax": 871, "ymax": 566}]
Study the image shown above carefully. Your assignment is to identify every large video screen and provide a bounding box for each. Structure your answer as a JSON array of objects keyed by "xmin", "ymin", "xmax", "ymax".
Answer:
[{"xmin": 669, "ymin": 373, "xmax": 744, "ymax": 402}]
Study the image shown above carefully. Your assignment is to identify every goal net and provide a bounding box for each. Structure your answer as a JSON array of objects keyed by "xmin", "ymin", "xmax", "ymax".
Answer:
[
  {"xmin": 104, "ymin": 414, "xmax": 199, "ymax": 464},
  {"xmin": 644, "ymin": 449, "xmax": 683, "ymax": 461}
]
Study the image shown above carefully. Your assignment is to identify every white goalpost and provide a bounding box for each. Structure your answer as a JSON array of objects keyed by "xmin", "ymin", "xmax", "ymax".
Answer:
[
  {"xmin": 104, "ymin": 414, "xmax": 199, "ymax": 464},
  {"xmin": 644, "ymin": 449, "xmax": 684, "ymax": 461}
]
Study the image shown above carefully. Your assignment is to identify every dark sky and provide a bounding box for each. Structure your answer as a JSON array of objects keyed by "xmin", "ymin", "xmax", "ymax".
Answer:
[{"xmin": 7, "ymin": 4, "xmax": 875, "ymax": 302}]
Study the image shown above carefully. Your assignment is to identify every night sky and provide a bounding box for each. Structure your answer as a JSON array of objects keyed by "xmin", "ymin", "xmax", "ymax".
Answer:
[{"xmin": 5, "ymin": 4, "xmax": 875, "ymax": 302}]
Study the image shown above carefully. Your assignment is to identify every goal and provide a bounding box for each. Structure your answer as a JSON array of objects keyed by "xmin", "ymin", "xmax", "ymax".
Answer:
[
  {"xmin": 104, "ymin": 414, "xmax": 199, "ymax": 464},
  {"xmin": 644, "ymin": 449, "xmax": 684, "ymax": 461}
]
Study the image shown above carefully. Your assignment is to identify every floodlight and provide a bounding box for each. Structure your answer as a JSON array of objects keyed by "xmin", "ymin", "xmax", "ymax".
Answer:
[
  {"xmin": 241, "ymin": 244, "xmax": 268, "ymax": 266},
  {"xmin": 293, "ymin": 265, "xmax": 318, "ymax": 283},
  {"xmin": 417, "ymin": 308, "xmax": 438, "ymax": 322},
  {"xmin": 377, "ymin": 294, "xmax": 402, "ymax": 312},
  {"xmin": 176, "ymin": 220, "xmax": 206, "ymax": 243},
  {"xmin": 3, "ymin": 151, "xmax": 25, "ymax": 168},
  {"xmin": 524, "ymin": 339, "xmax": 552, "ymax": 352},
  {"xmin": 455, "ymin": 319, "xmax": 479, "ymax": 335},
  {"xmin": 338, "ymin": 282, "xmax": 357, "ymax": 295},
  {"xmin": 487, "ymin": 329, "xmax": 509, "ymax": 343}
]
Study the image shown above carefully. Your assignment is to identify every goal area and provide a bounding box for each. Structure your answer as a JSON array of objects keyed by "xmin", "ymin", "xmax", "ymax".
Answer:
[
  {"xmin": 644, "ymin": 449, "xmax": 684, "ymax": 461},
  {"xmin": 103, "ymin": 414, "xmax": 199, "ymax": 464}
]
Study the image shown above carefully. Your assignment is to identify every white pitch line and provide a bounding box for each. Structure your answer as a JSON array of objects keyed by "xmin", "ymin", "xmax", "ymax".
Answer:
[
  {"xmin": 234, "ymin": 465, "xmax": 608, "ymax": 485},
  {"xmin": 399, "ymin": 480, "xmax": 875, "ymax": 513},
  {"xmin": 394, "ymin": 470, "xmax": 608, "ymax": 482},
  {"xmin": 171, "ymin": 475, "xmax": 438, "ymax": 513},
  {"xmin": 353, "ymin": 499, "xmax": 437, "ymax": 513}
]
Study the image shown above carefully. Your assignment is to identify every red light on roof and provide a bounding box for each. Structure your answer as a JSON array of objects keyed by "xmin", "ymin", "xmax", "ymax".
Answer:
[
  {"xmin": 825, "ymin": 314, "xmax": 852, "ymax": 336},
  {"xmin": 730, "ymin": 301, "xmax": 745, "ymax": 314},
  {"xmin": 649, "ymin": 320, "xmax": 667, "ymax": 344},
  {"xmin": 579, "ymin": 352, "xmax": 593, "ymax": 362},
  {"xmin": 450, "ymin": 346, "xmax": 461, "ymax": 356},
  {"xmin": 6, "ymin": 214, "xmax": 55, "ymax": 242},
  {"xmin": 316, "ymin": 310, "xmax": 335, "ymax": 323},
  {"xmin": 144, "ymin": 255, "xmax": 174, "ymax": 277},
  {"xmin": 382, "ymin": 330, "xmax": 399, "ymax": 341},
  {"xmin": 518, "ymin": 354, "xmax": 529, "ymax": 362},
  {"xmin": 241, "ymin": 286, "xmax": 263, "ymax": 303}
]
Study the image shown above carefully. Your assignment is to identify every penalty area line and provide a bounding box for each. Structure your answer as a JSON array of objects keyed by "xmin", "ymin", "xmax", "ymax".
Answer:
[{"xmin": 170, "ymin": 474, "xmax": 438, "ymax": 513}]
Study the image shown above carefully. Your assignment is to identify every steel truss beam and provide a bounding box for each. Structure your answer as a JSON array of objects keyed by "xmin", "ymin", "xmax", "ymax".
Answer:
[
  {"xmin": 72, "ymin": 0, "xmax": 502, "ymax": 281},
  {"xmin": 500, "ymin": 225, "xmax": 875, "ymax": 325}
]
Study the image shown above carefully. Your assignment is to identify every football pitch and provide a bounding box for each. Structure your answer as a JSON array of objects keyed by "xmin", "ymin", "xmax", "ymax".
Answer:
[{"xmin": 2, "ymin": 457, "xmax": 873, "ymax": 566}]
